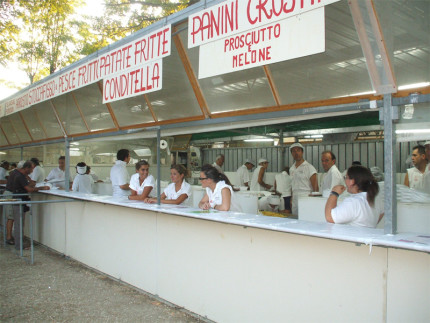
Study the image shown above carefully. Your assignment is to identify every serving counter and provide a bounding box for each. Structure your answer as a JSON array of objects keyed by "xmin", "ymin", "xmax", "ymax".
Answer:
[{"xmin": 28, "ymin": 190, "xmax": 429, "ymax": 322}]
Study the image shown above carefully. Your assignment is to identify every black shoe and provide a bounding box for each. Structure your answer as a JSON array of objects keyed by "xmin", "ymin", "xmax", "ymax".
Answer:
[{"xmin": 6, "ymin": 239, "xmax": 15, "ymax": 245}]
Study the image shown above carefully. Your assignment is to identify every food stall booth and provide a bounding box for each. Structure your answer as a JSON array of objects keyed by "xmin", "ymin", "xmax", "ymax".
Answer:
[{"xmin": 1, "ymin": 0, "xmax": 429, "ymax": 322}]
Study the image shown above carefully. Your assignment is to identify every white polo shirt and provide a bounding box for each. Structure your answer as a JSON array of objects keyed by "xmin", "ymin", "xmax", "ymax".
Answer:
[
  {"xmin": 72, "ymin": 174, "xmax": 94, "ymax": 194},
  {"xmin": 320, "ymin": 164, "xmax": 344, "ymax": 193},
  {"xmin": 30, "ymin": 165, "xmax": 45, "ymax": 183},
  {"xmin": 163, "ymin": 181, "xmax": 192, "ymax": 204},
  {"xmin": 0, "ymin": 167, "xmax": 7, "ymax": 180},
  {"xmin": 275, "ymin": 171, "xmax": 292, "ymax": 197},
  {"xmin": 331, "ymin": 192, "xmax": 384, "ymax": 228},
  {"xmin": 407, "ymin": 166, "xmax": 429, "ymax": 189},
  {"xmin": 236, "ymin": 164, "xmax": 250, "ymax": 186},
  {"xmin": 129, "ymin": 173, "xmax": 155, "ymax": 196},
  {"xmin": 110, "ymin": 160, "xmax": 130, "ymax": 197},
  {"xmin": 46, "ymin": 167, "xmax": 65, "ymax": 182}
]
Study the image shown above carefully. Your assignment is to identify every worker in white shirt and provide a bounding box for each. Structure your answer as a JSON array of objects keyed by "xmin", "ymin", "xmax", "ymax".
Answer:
[
  {"xmin": 29, "ymin": 157, "xmax": 45, "ymax": 183},
  {"xmin": 236, "ymin": 159, "xmax": 254, "ymax": 188},
  {"xmin": 289, "ymin": 143, "xmax": 318, "ymax": 216},
  {"xmin": 110, "ymin": 149, "xmax": 131, "ymax": 197},
  {"xmin": 320, "ymin": 151, "xmax": 344, "ymax": 195},
  {"xmin": 418, "ymin": 141, "xmax": 430, "ymax": 193},
  {"xmin": 0, "ymin": 160, "xmax": 9, "ymax": 184},
  {"xmin": 274, "ymin": 167, "xmax": 292, "ymax": 213},
  {"xmin": 45, "ymin": 156, "xmax": 69, "ymax": 188},
  {"xmin": 404, "ymin": 145, "xmax": 428, "ymax": 189},
  {"xmin": 212, "ymin": 154, "xmax": 225, "ymax": 174},
  {"xmin": 250, "ymin": 158, "xmax": 272, "ymax": 191}
]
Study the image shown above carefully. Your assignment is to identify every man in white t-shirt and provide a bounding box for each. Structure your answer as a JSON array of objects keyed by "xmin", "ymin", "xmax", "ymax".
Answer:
[
  {"xmin": 212, "ymin": 154, "xmax": 225, "ymax": 174},
  {"xmin": 236, "ymin": 159, "xmax": 254, "ymax": 188},
  {"xmin": 289, "ymin": 143, "xmax": 318, "ymax": 216},
  {"xmin": 404, "ymin": 145, "xmax": 428, "ymax": 189},
  {"xmin": 30, "ymin": 157, "xmax": 45, "ymax": 183},
  {"xmin": 45, "ymin": 156, "xmax": 69, "ymax": 188},
  {"xmin": 320, "ymin": 151, "xmax": 344, "ymax": 195},
  {"xmin": 419, "ymin": 141, "xmax": 430, "ymax": 193},
  {"xmin": 0, "ymin": 160, "xmax": 9, "ymax": 184},
  {"xmin": 110, "ymin": 149, "xmax": 131, "ymax": 197}
]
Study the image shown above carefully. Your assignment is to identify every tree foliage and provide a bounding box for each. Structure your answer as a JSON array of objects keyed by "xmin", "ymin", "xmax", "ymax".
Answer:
[{"xmin": 2, "ymin": 0, "xmax": 199, "ymax": 89}]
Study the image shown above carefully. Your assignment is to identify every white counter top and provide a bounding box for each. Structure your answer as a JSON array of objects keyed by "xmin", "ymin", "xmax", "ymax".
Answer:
[{"xmin": 38, "ymin": 189, "xmax": 430, "ymax": 253}]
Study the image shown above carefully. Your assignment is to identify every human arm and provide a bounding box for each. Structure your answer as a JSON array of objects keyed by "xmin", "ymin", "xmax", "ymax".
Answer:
[
  {"xmin": 310, "ymin": 173, "xmax": 318, "ymax": 192},
  {"xmin": 404, "ymin": 173, "xmax": 409, "ymax": 187},
  {"xmin": 120, "ymin": 183, "xmax": 130, "ymax": 190},
  {"xmin": 213, "ymin": 187, "xmax": 231, "ymax": 211},
  {"xmin": 128, "ymin": 186, "xmax": 153, "ymax": 200},
  {"xmin": 258, "ymin": 167, "xmax": 272, "ymax": 190},
  {"xmin": 324, "ymin": 185, "xmax": 346, "ymax": 223},
  {"xmin": 198, "ymin": 193, "xmax": 210, "ymax": 210},
  {"xmin": 377, "ymin": 213, "xmax": 385, "ymax": 224},
  {"xmin": 146, "ymin": 193, "xmax": 189, "ymax": 205},
  {"xmin": 24, "ymin": 184, "xmax": 50, "ymax": 193}
]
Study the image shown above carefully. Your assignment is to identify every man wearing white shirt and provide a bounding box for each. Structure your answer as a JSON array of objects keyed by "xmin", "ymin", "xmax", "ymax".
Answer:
[
  {"xmin": 320, "ymin": 151, "xmax": 344, "ymax": 194},
  {"xmin": 236, "ymin": 159, "xmax": 254, "ymax": 188},
  {"xmin": 289, "ymin": 143, "xmax": 318, "ymax": 216},
  {"xmin": 404, "ymin": 145, "xmax": 428, "ymax": 189},
  {"xmin": 30, "ymin": 157, "xmax": 45, "ymax": 183},
  {"xmin": 212, "ymin": 154, "xmax": 225, "ymax": 174},
  {"xmin": 0, "ymin": 160, "xmax": 9, "ymax": 184},
  {"xmin": 110, "ymin": 149, "xmax": 131, "ymax": 197},
  {"xmin": 45, "ymin": 156, "xmax": 68, "ymax": 188},
  {"xmin": 419, "ymin": 141, "xmax": 430, "ymax": 193}
]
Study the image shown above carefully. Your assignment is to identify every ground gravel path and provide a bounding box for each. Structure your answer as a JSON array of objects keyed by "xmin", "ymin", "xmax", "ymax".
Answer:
[{"xmin": 0, "ymin": 243, "xmax": 204, "ymax": 322}]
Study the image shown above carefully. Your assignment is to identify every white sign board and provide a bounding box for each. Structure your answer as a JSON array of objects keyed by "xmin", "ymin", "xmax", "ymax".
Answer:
[
  {"xmin": 188, "ymin": 0, "xmax": 339, "ymax": 48},
  {"xmin": 199, "ymin": 7, "xmax": 324, "ymax": 79},
  {"xmin": 1, "ymin": 25, "xmax": 171, "ymax": 116}
]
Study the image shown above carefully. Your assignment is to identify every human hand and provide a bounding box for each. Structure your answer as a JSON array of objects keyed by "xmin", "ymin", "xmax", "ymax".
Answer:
[{"xmin": 332, "ymin": 185, "xmax": 346, "ymax": 195}]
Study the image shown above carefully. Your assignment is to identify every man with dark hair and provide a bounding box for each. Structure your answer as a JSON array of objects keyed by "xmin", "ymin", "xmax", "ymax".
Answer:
[
  {"xmin": 6, "ymin": 161, "xmax": 50, "ymax": 249},
  {"xmin": 320, "ymin": 151, "xmax": 344, "ymax": 194},
  {"xmin": 29, "ymin": 157, "xmax": 45, "ymax": 183},
  {"xmin": 110, "ymin": 149, "xmax": 131, "ymax": 197},
  {"xmin": 289, "ymin": 143, "xmax": 318, "ymax": 215},
  {"xmin": 404, "ymin": 145, "xmax": 428, "ymax": 189},
  {"xmin": 45, "ymin": 156, "xmax": 65, "ymax": 182}
]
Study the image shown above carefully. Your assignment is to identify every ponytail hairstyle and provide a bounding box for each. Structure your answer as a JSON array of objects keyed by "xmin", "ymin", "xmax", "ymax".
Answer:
[
  {"xmin": 135, "ymin": 159, "xmax": 149, "ymax": 171},
  {"xmin": 201, "ymin": 164, "xmax": 238, "ymax": 191},
  {"xmin": 347, "ymin": 165, "xmax": 379, "ymax": 206},
  {"xmin": 171, "ymin": 164, "xmax": 187, "ymax": 177}
]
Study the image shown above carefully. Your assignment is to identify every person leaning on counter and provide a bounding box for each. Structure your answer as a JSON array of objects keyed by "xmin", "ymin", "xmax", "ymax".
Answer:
[
  {"xmin": 128, "ymin": 160, "xmax": 154, "ymax": 201},
  {"xmin": 325, "ymin": 165, "xmax": 384, "ymax": 228},
  {"xmin": 110, "ymin": 149, "xmax": 131, "ymax": 197},
  {"xmin": 198, "ymin": 164, "xmax": 241, "ymax": 212},
  {"xmin": 145, "ymin": 164, "xmax": 191, "ymax": 205}
]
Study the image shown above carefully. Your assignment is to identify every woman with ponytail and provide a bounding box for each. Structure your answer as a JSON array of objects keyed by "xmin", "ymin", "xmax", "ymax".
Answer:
[
  {"xmin": 325, "ymin": 165, "xmax": 384, "ymax": 228},
  {"xmin": 198, "ymin": 164, "xmax": 242, "ymax": 212}
]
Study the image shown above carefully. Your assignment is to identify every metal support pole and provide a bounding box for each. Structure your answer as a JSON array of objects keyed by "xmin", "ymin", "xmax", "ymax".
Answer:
[
  {"xmin": 65, "ymin": 138, "xmax": 70, "ymax": 192},
  {"xmin": 2, "ymin": 206, "xmax": 6, "ymax": 246},
  {"xmin": 20, "ymin": 147, "xmax": 23, "ymax": 160},
  {"xmin": 19, "ymin": 204, "xmax": 23, "ymax": 257},
  {"xmin": 30, "ymin": 209, "xmax": 34, "ymax": 264},
  {"xmin": 156, "ymin": 129, "xmax": 161, "ymax": 205},
  {"xmin": 382, "ymin": 94, "xmax": 397, "ymax": 234},
  {"xmin": 280, "ymin": 130, "xmax": 284, "ymax": 171}
]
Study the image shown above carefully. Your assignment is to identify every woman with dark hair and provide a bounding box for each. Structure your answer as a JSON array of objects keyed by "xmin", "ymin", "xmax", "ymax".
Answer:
[
  {"xmin": 128, "ymin": 160, "xmax": 154, "ymax": 201},
  {"xmin": 198, "ymin": 164, "xmax": 241, "ymax": 212},
  {"xmin": 325, "ymin": 165, "xmax": 384, "ymax": 228},
  {"xmin": 145, "ymin": 164, "xmax": 191, "ymax": 205}
]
